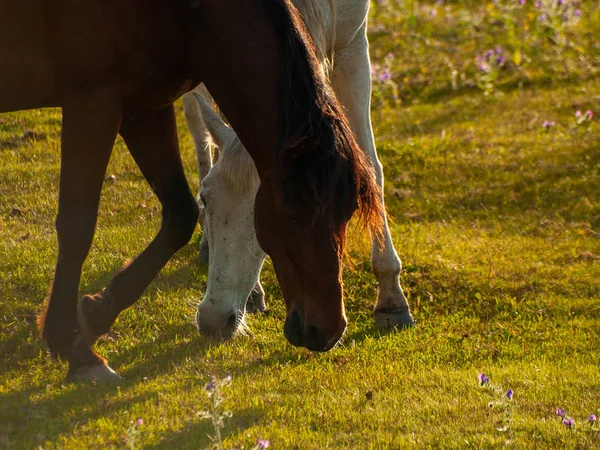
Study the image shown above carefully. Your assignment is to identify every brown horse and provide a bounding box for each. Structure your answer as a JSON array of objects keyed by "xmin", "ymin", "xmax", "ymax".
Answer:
[{"xmin": 0, "ymin": 0, "xmax": 382, "ymax": 381}]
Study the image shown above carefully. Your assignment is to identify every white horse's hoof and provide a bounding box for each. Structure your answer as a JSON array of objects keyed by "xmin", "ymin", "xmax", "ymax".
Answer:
[
  {"xmin": 374, "ymin": 308, "xmax": 414, "ymax": 329},
  {"xmin": 68, "ymin": 364, "xmax": 124, "ymax": 383},
  {"xmin": 246, "ymin": 287, "xmax": 267, "ymax": 314}
]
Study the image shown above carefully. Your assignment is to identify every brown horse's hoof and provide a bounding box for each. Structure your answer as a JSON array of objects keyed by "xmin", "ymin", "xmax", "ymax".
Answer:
[
  {"xmin": 374, "ymin": 308, "xmax": 415, "ymax": 329},
  {"xmin": 68, "ymin": 363, "xmax": 124, "ymax": 383},
  {"xmin": 77, "ymin": 295, "xmax": 102, "ymax": 346},
  {"xmin": 77, "ymin": 291, "xmax": 116, "ymax": 346}
]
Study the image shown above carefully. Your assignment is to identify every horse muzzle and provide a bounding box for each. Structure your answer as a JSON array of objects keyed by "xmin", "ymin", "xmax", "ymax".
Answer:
[{"xmin": 283, "ymin": 306, "xmax": 346, "ymax": 352}]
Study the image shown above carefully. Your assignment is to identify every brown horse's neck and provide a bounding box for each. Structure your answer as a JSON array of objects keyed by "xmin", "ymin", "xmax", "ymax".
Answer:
[
  {"xmin": 192, "ymin": 0, "xmax": 327, "ymax": 179},
  {"xmin": 193, "ymin": 2, "xmax": 285, "ymax": 176}
]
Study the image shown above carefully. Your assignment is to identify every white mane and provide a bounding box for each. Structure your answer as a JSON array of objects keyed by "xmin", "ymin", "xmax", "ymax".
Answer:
[
  {"xmin": 295, "ymin": 0, "xmax": 336, "ymax": 72},
  {"xmin": 213, "ymin": 134, "xmax": 259, "ymax": 193}
]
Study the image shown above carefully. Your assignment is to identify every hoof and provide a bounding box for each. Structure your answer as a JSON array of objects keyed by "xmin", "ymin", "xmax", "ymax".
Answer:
[
  {"xmin": 199, "ymin": 240, "xmax": 209, "ymax": 265},
  {"xmin": 246, "ymin": 286, "xmax": 266, "ymax": 314},
  {"xmin": 77, "ymin": 295, "xmax": 102, "ymax": 346},
  {"xmin": 374, "ymin": 308, "xmax": 414, "ymax": 329},
  {"xmin": 68, "ymin": 363, "xmax": 124, "ymax": 383}
]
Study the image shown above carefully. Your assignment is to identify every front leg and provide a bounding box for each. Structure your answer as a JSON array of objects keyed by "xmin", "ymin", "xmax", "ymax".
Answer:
[
  {"xmin": 246, "ymin": 280, "xmax": 267, "ymax": 314},
  {"xmin": 37, "ymin": 95, "xmax": 124, "ymax": 381},
  {"xmin": 77, "ymin": 105, "xmax": 199, "ymax": 348},
  {"xmin": 331, "ymin": 27, "xmax": 413, "ymax": 328}
]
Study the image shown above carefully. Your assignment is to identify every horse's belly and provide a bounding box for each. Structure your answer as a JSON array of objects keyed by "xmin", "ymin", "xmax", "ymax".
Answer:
[{"xmin": 0, "ymin": 0, "xmax": 57, "ymax": 112}]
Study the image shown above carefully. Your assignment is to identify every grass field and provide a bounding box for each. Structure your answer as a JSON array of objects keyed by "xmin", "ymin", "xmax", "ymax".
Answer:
[{"xmin": 1, "ymin": 1, "xmax": 599, "ymax": 448}]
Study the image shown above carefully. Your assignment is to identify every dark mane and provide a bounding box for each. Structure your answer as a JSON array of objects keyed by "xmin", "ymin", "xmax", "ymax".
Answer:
[{"xmin": 262, "ymin": 0, "xmax": 383, "ymax": 240}]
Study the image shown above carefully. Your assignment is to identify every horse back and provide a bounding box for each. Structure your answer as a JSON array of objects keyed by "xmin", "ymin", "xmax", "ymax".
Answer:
[{"xmin": 0, "ymin": 0, "xmax": 195, "ymax": 114}]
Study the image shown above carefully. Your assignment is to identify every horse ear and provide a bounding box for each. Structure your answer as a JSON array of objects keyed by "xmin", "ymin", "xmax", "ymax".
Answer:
[{"xmin": 192, "ymin": 91, "xmax": 235, "ymax": 149}]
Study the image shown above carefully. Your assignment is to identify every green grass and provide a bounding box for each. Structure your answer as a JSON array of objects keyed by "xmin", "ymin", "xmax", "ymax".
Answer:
[{"xmin": 1, "ymin": 1, "xmax": 600, "ymax": 448}]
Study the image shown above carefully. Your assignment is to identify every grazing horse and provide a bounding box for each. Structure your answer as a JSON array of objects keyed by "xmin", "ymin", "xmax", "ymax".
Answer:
[
  {"xmin": 184, "ymin": 0, "xmax": 414, "ymax": 341},
  {"xmin": 0, "ymin": 0, "xmax": 381, "ymax": 381}
]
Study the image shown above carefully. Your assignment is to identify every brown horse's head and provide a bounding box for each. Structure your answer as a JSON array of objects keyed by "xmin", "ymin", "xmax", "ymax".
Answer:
[
  {"xmin": 255, "ymin": 132, "xmax": 381, "ymax": 351},
  {"xmin": 251, "ymin": 0, "xmax": 383, "ymax": 351},
  {"xmin": 184, "ymin": 0, "xmax": 383, "ymax": 350}
]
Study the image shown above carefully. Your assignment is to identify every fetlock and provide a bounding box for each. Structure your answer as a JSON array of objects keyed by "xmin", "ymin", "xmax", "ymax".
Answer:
[{"xmin": 77, "ymin": 289, "xmax": 119, "ymax": 346}]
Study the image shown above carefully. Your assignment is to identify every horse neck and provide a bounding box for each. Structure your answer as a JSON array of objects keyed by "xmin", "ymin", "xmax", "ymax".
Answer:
[{"xmin": 196, "ymin": 0, "xmax": 321, "ymax": 178}]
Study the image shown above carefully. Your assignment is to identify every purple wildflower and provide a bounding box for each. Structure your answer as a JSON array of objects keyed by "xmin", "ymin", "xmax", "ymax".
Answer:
[
  {"xmin": 506, "ymin": 389, "xmax": 514, "ymax": 400},
  {"xmin": 476, "ymin": 56, "xmax": 486, "ymax": 72},
  {"xmin": 257, "ymin": 439, "xmax": 270, "ymax": 449},
  {"xmin": 575, "ymin": 110, "xmax": 582, "ymax": 117},
  {"xmin": 519, "ymin": 0, "xmax": 526, "ymax": 5},
  {"xmin": 205, "ymin": 380, "xmax": 216, "ymax": 391},
  {"xmin": 590, "ymin": 414, "xmax": 597, "ymax": 425},
  {"xmin": 136, "ymin": 418, "xmax": 144, "ymax": 427},
  {"xmin": 556, "ymin": 407, "xmax": 566, "ymax": 418},
  {"xmin": 224, "ymin": 374, "xmax": 232, "ymax": 382},
  {"xmin": 535, "ymin": 1, "xmax": 542, "ymax": 8},
  {"xmin": 563, "ymin": 417, "xmax": 575, "ymax": 429},
  {"xmin": 585, "ymin": 110, "xmax": 593, "ymax": 119},
  {"xmin": 378, "ymin": 68, "xmax": 392, "ymax": 82},
  {"xmin": 542, "ymin": 120, "xmax": 556, "ymax": 128},
  {"xmin": 574, "ymin": 9, "xmax": 581, "ymax": 17},
  {"xmin": 478, "ymin": 373, "xmax": 490, "ymax": 386}
]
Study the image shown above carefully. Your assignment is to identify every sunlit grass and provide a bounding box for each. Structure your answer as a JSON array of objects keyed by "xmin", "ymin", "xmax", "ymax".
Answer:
[{"xmin": 1, "ymin": 1, "xmax": 599, "ymax": 448}]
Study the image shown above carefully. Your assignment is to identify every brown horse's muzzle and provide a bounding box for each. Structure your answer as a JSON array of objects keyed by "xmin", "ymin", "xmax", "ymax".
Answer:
[{"xmin": 284, "ymin": 304, "xmax": 346, "ymax": 352}]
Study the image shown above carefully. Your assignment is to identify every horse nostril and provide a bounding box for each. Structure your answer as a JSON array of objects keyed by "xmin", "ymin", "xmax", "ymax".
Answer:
[
  {"xmin": 226, "ymin": 311, "xmax": 237, "ymax": 329},
  {"xmin": 305, "ymin": 325, "xmax": 327, "ymax": 352},
  {"xmin": 284, "ymin": 308, "xmax": 304, "ymax": 347},
  {"xmin": 197, "ymin": 305, "xmax": 238, "ymax": 340}
]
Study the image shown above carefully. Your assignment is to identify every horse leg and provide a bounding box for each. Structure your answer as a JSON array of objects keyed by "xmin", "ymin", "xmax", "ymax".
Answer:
[
  {"xmin": 183, "ymin": 87, "xmax": 213, "ymax": 264},
  {"xmin": 330, "ymin": 27, "xmax": 414, "ymax": 328},
  {"xmin": 246, "ymin": 280, "xmax": 266, "ymax": 314},
  {"xmin": 77, "ymin": 105, "xmax": 199, "ymax": 346},
  {"xmin": 37, "ymin": 98, "xmax": 123, "ymax": 381}
]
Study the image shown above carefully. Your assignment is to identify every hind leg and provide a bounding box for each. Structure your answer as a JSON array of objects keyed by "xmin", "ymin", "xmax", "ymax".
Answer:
[
  {"xmin": 38, "ymin": 97, "xmax": 123, "ymax": 381},
  {"xmin": 77, "ymin": 105, "xmax": 199, "ymax": 347},
  {"xmin": 331, "ymin": 26, "xmax": 413, "ymax": 328}
]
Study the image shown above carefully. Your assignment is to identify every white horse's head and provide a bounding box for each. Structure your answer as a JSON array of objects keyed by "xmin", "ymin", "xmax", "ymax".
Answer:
[{"xmin": 192, "ymin": 92, "xmax": 266, "ymax": 339}]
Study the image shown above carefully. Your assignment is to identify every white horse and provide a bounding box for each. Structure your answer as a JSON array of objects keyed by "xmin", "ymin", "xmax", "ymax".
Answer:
[{"xmin": 183, "ymin": 0, "xmax": 414, "ymax": 338}]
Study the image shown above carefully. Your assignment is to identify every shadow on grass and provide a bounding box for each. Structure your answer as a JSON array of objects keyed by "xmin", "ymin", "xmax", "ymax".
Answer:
[
  {"xmin": 0, "ymin": 320, "xmax": 275, "ymax": 449},
  {"xmin": 0, "ymin": 245, "xmax": 206, "ymax": 379},
  {"xmin": 143, "ymin": 406, "xmax": 266, "ymax": 450},
  {"xmin": 0, "ymin": 381, "xmax": 167, "ymax": 449}
]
